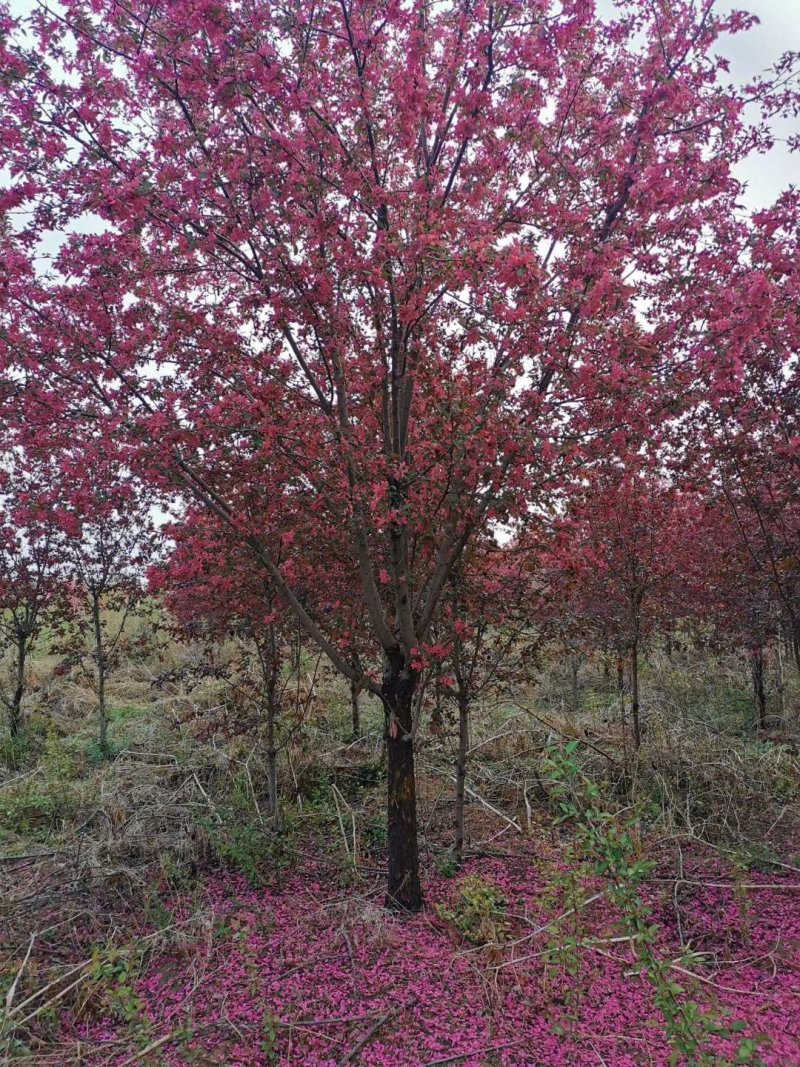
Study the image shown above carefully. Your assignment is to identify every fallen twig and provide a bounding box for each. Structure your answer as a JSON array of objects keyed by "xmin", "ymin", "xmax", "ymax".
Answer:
[{"xmin": 338, "ymin": 995, "xmax": 419, "ymax": 1065}]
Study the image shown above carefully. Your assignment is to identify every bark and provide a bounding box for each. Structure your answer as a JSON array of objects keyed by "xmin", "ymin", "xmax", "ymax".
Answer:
[
  {"xmin": 8, "ymin": 633, "xmax": 27, "ymax": 741},
  {"xmin": 775, "ymin": 635, "xmax": 786, "ymax": 727},
  {"xmin": 91, "ymin": 591, "xmax": 109, "ymax": 757},
  {"xmin": 266, "ymin": 696, "xmax": 279, "ymax": 828},
  {"xmin": 616, "ymin": 655, "xmax": 626, "ymax": 729},
  {"xmin": 630, "ymin": 645, "xmax": 641, "ymax": 750},
  {"xmin": 751, "ymin": 648, "xmax": 767, "ymax": 729},
  {"xmin": 262, "ymin": 629, "xmax": 281, "ymax": 828},
  {"xmin": 382, "ymin": 649, "xmax": 422, "ymax": 911},
  {"xmin": 454, "ymin": 695, "xmax": 469, "ymax": 862}
]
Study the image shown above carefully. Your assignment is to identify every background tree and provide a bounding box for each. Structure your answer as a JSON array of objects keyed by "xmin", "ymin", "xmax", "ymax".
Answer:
[
  {"xmin": 553, "ymin": 467, "xmax": 696, "ymax": 749},
  {"xmin": 152, "ymin": 510, "xmax": 302, "ymax": 825},
  {"xmin": 0, "ymin": 459, "xmax": 65, "ymax": 755},
  {"xmin": 437, "ymin": 534, "xmax": 552, "ymax": 860},
  {"xmin": 54, "ymin": 455, "xmax": 157, "ymax": 757}
]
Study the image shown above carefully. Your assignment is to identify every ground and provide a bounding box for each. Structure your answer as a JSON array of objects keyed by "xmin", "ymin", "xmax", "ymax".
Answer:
[{"xmin": 1, "ymin": 636, "xmax": 799, "ymax": 1065}]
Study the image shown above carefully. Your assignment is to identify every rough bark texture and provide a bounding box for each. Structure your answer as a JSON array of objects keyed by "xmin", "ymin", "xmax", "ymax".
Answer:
[{"xmin": 382, "ymin": 650, "xmax": 422, "ymax": 911}]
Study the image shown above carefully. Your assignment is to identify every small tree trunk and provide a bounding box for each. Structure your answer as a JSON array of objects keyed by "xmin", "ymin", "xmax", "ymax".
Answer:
[
  {"xmin": 454, "ymin": 695, "xmax": 469, "ymax": 862},
  {"xmin": 266, "ymin": 693, "xmax": 279, "ymax": 828},
  {"xmin": 8, "ymin": 633, "xmax": 27, "ymax": 741},
  {"xmin": 630, "ymin": 645, "xmax": 641, "ymax": 750},
  {"xmin": 751, "ymin": 649, "xmax": 767, "ymax": 729},
  {"xmin": 350, "ymin": 680, "xmax": 361, "ymax": 738},
  {"xmin": 383, "ymin": 649, "xmax": 422, "ymax": 911},
  {"xmin": 617, "ymin": 655, "xmax": 626, "ymax": 729},
  {"xmin": 776, "ymin": 635, "xmax": 787, "ymax": 726},
  {"xmin": 91, "ymin": 591, "xmax": 109, "ymax": 757}
]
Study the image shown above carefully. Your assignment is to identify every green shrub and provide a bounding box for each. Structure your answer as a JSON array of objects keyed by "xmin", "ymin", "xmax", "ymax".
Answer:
[{"xmin": 437, "ymin": 874, "xmax": 509, "ymax": 944}]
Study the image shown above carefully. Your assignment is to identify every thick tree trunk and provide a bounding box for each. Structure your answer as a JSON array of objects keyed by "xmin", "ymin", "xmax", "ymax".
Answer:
[
  {"xmin": 630, "ymin": 645, "xmax": 641, "ymax": 750},
  {"xmin": 91, "ymin": 592, "xmax": 108, "ymax": 757},
  {"xmin": 350, "ymin": 680, "xmax": 361, "ymax": 739},
  {"xmin": 9, "ymin": 634, "xmax": 26, "ymax": 741},
  {"xmin": 382, "ymin": 650, "xmax": 422, "ymax": 911},
  {"xmin": 751, "ymin": 648, "xmax": 767, "ymax": 729},
  {"xmin": 454, "ymin": 695, "xmax": 469, "ymax": 862}
]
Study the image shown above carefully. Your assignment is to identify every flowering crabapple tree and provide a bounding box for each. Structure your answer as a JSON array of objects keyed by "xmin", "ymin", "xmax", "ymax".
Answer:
[
  {"xmin": 688, "ymin": 195, "xmax": 800, "ymax": 672},
  {"xmin": 55, "ymin": 454, "xmax": 158, "ymax": 758},
  {"xmin": 0, "ymin": 453, "xmax": 66, "ymax": 756},
  {"xmin": 435, "ymin": 534, "xmax": 553, "ymax": 859},
  {"xmin": 151, "ymin": 508, "xmax": 304, "ymax": 825},
  {"xmin": 553, "ymin": 466, "xmax": 697, "ymax": 749},
  {"xmin": 689, "ymin": 496, "xmax": 786, "ymax": 729},
  {"xmin": 2, "ymin": 0, "xmax": 798, "ymax": 907}
]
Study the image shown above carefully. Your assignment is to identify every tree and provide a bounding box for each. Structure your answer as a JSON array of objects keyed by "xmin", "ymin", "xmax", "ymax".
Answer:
[
  {"xmin": 692, "ymin": 195, "xmax": 800, "ymax": 670},
  {"xmin": 152, "ymin": 508, "xmax": 302, "ymax": 825},
  {"xmin": 553, "ymin": 467, "xmax": 696, "ymax": 749},
  {"xmin": 56, "ymin": 455, "xmax": 156, "ymax": 757},
  {"xmin": 0, "ymin": 455, "xmax": 65, "ymax": 754},
  {"xmin": 689, "ymin": 496, "xmax": 784, "ymax": 730},
  {"xmin": 2, "ymin": 0, "xmax": 796, "ymax": 907},
  {"xmin": 437, "ymin": 534, "xmax": 551, "ymax": 860}
]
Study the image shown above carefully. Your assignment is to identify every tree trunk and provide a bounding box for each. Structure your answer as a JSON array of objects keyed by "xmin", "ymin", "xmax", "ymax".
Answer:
[
  {"xmin": 350, "ymin": 680, "xmax": 361, "ymax": 739},
  {"xmin": 91, "ymin": 591, "xmax": 108, "ymax": 757},
  {"xmin": 266, "ymin": 696, "xmax": 279, "ymax": 828},
  {"xmin": 382, "ymin": 649, "xmax": 422, "ymax": 911},
  {"xmin": 630, "ymin": 645, "xmax": 641, "ymax": 750},
  {"xmin": 454, "ymin": 695, "xmax": 469, "ymax": 862},
  {"xmin": 8, "ymin": 633, "xmax": 27, "ymax": 741},
  {"xmin": 776, "ymin": 635, "xmax": 786, "ymax": 727},
  {"xmin": 617, "ymin": 655, "xmax": 626, "ymax": 729},
  {"xmin": 751, "ymin": 648, "xmax": 767, "ymax": 729}
]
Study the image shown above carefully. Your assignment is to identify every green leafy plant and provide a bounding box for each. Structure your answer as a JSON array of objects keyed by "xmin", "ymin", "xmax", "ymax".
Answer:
[
  {"xmin": 542, "ymin": 741, "xmax": 764, "ymax": 1067},
  {"xmin": 437, "ymin": 874, "xmax": 509, "ymax": 945},
  {"xmin": 86, "ymin": 943, "xmax": 149, "ymax": 1029}
]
